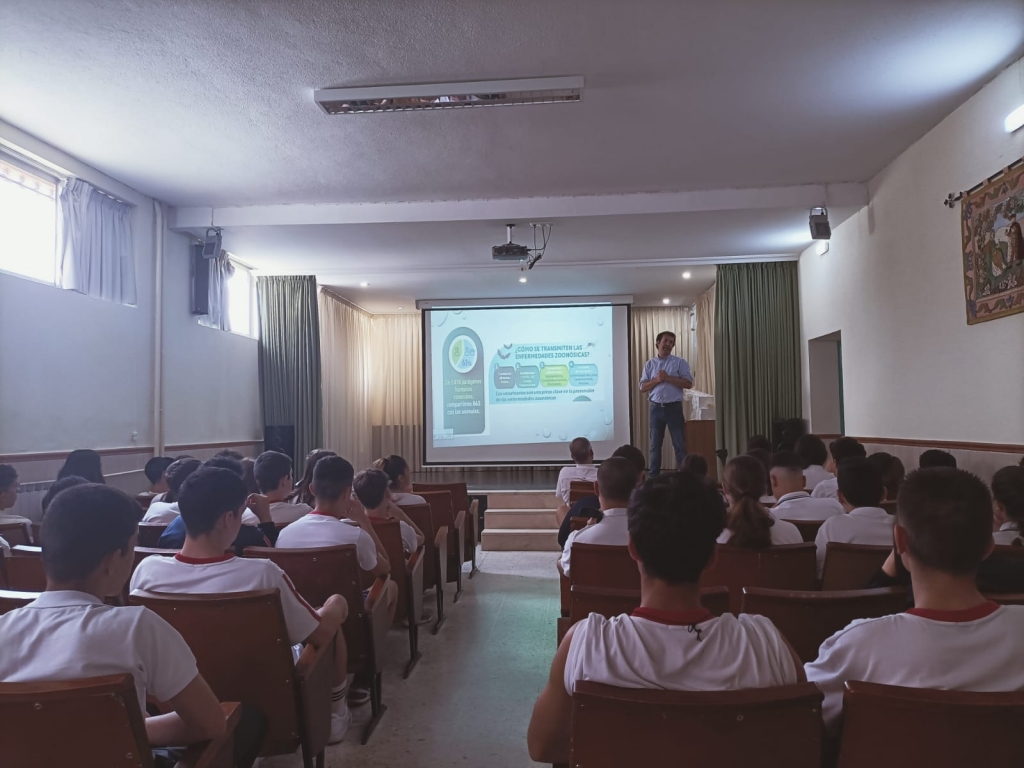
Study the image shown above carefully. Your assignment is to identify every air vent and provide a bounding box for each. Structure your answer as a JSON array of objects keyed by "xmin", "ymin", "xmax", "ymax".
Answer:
[{"xmin": 314, "ymin": 76, "xmax": 583, "ymax": 115}]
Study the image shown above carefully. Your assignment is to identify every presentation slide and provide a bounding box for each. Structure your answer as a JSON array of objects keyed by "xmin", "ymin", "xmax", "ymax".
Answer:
[{"xmin": 422, "ymin": 303, "xmax": 632, "ymax": 464}]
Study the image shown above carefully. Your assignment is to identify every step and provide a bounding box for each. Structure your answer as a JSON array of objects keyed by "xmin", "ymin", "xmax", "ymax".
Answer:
[
  {"xmin": 486, "ymin": 491, "xmax": 562, "ymax": 510},
  {"xmin": 485, "ymin": 509, "xmax": 559, "ymax": 530},
  {"xmin": 481, "ymin": 528, "xmax": 561, "ymax": 552}
]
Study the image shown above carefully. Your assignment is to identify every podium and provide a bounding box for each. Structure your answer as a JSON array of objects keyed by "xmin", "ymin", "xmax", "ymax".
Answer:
[{"xmin": 684, "ymin": 420, "xmax": 718, "ymax": 481}]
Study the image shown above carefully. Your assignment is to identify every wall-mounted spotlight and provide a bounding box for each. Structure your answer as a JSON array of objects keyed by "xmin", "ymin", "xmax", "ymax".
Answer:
[{"xmin": 809, "ymin": 207, "xmax": 831, "ymax": 240}]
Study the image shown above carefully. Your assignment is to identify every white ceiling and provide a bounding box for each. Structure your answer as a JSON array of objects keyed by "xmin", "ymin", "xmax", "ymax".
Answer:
[{"xmin": 3, "ymin": 0, "xmax": 1022, "ymax": 309}]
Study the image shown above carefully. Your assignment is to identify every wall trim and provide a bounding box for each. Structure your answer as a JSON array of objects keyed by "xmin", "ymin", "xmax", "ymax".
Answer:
[
  {"xmin": 0, "ymin": 439, "xmax": 264, "ymax": 463},
  {"xmin": 810, "ymin": 435, "xmax": 1022, "ymax": 455},
  {"xmin": 164, "ymin": 439, "xmax": 264, "ymax": 452}
]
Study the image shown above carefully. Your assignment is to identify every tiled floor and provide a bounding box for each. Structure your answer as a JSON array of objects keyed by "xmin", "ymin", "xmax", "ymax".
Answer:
[{"xmin": 260, "ymin": 550, "xmax": 559, "ymax": 767}]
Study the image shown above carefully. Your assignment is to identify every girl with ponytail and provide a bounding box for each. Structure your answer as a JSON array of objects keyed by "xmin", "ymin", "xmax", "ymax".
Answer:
[
  {"xmin": 719, "ymin": 455, "xmax": 802, "ymax": 547},
  {"xmin": 372, "ymin": 455, "xmax": 426, "ymax": 506}
]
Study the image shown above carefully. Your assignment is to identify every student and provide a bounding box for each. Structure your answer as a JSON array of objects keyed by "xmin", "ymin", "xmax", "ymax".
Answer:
[
  {"xmin": 374, "ymin": 454, "xmax": 426, "ymax": 507},
  {"xmin": 814, "ymin": 458, "xmax": 894, "ymax": 577},
  {"xmin": 719, "ymin": 456, "xmax": 802, "ymax": 547},
  {"xmin": 353, "ymin": 468, "xmax": 425, "ymax": 554},
  {"xmin": 57, "ymin": 448, "xmax": 105, "ymax": 484},
  {"xmin": 131, "ymin": 467, "xmax": 352, "ymax": 743},
  {"xmin": 292, "ymin": 449, "xmax": 337, "ymax": 508},
  {"xmin": 41, "ymin": 475, "xmax": 90, "ymax": 516},
  {"xmin": 746, "ymin": 448, "xmax": 776, "ymax": 504},
  {"xmin": 277, "ymin": 456, "xmax": 398, "ymax": 622},
  {"xmin": 919, "ymin": 449, "xmax": 957, "ymax": 469},
  {"xmin": 768, "ymin": 451, "xmax": 843, "ymax": 522},
  {"xmin": 806, "ymin": 467, "xmax": 1024, "ymax": 734},
  {"xmin": 795, "ymin": 434, "xmax": 833, "ymax": 492},
  {"xmin": 528, "ymin": 471, "xmax": 803, "ymax": 764},
  {"xmin": 144, "ymin": 456, "xmax": 175, "ymax": 496},
  {"xmin": 680, "ymin": 453, "xmax": 708, "ymax": 477},
  {"xmin": 0, "ymin": 483, "xmax": 267, "ymax": 765},
  {"xmin": 867, "ymin": 451, "xmax": 905, "ymax": 501},
  {"xmin": 991, "ymin": 466, "xmax": 1024, "ymax": 545},
  {"xmin": 747, "ymin": 434, "xmax": 772, "ymax": 453},
  {"xmin": 554, "ymin": 437, "xmax": 599, "ymax": 508},
  {"xmin": 556, "ymin": 444, "xmax": 646, "ymax": 548},
  {"xmin": 143, "ymin": 458, "xmax": 201, "ymax": 524},
  {"xmin": 558, "ymin": 457, "xmax": 639, "ymax": 579},
  {"xmin": 811, "ymin": 437, "xmax": 867, "ymax": 499},
  {"xmin": 0, "ymin": 464, "xmax": 33, "ymax": 545},
  {"xmin": 252, "ymin": 451, "xmax": 315, "ymax": 525},
  {"xmin": 240, "ymin": 457, "xmax": 259, "ymax": 495},
  {"xmin": 214, "ymin": 448, "xmax": 246, "ymax": 461}
]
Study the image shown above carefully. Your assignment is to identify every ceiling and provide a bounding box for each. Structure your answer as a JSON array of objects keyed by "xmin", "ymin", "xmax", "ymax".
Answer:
[{"xmin": 3, "ymin": 0, "xmax": 1022, "ymax": 310}]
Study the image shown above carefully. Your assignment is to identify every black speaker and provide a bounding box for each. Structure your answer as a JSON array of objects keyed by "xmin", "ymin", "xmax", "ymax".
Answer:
[
  {"xmin": 190, "ymin": 243, "xmax": 210, "ymax": 315},
  {"xmin": 772, "ymin": 418, "xmax": 807, "ymax": 452},
  {"xmin": 264, "ymin": 425, "xmax": 295, "ymax": 463}
]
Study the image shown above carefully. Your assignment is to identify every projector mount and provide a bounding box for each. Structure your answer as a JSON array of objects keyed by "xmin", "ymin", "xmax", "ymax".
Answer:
[{"xmin": 491, "ymin": 222, "xmax": 553, "ymax": 270}]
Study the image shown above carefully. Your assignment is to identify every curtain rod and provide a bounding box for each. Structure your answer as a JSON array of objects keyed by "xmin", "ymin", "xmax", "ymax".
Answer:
[{"xmin": 943, "ymin": 157, "xmax": 1024, "ymax": 208}]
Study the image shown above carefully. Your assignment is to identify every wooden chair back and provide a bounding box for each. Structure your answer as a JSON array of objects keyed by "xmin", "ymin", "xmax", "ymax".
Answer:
[
  {"xmin": 570, "ymin": 543, "xmax": 640, "ymax": 590},
  {"xmin": 31, "ymin": 523, "xmax": 41, "ymax": 545},
  {"xmin": 413, "ymin": 482, "xmax": 475, "ymax": 563},
  {"xmin": 0, "ymin": 588, "xmax": 40, "ymax": 615},
  {"xmin": 136, "ymin": 522, "xmax": 168, "ymax": 548},
  {"xmin": 985, "ymin": 592, "xmax": 1024, "ymax": 606},
  {"xmin": 820, "ymin": 543, "xmax": 891, "ymax": 590},
  {"xmin": 570, "ymin": 585, "xmax": 730, "ymax": 624},
  {"xmin": 5, "ymin": 545, "xmax": 46, "ymax": 592},
  {"xmin": 569, "ymin": 516, "xmax": 590, "ymax": 533},
  {"xmin": 701, "ymin": 544, "xmax": 818, "ymax": 612},
  {"xmin": 783, "ymin": 519, "xmax": 824, "ymax": 543},
  {"xmin": 740, "ymin": 587, "xmax": 908, "ymax": 663},
  {"xmin": 417, "ymin": 490, "xmax": 464, "ymax": 586},
  {"xmin": 134, "ymin": 493, "xmax": 155, "ymax": 512},
  {"xmin": 569, "ymin": 480, "xmax": 595, "ymax": 505},
  {"xmin": 880, "ymin": 500, "xmax": 898, "ymax": 516},
  {"xmin": 0, "ymin": 521, "xmax": 32, "ymax": 547},
  {"xmin": 370, "ymin": 518, "xmax": 412, "ymax": 624},
  {"xmin": 836, "ymin": 681, "xmax": 1024, "ymax": 767},
  {"xmin": 401, "ymin": 503, "xmax": 437, "ymax": 588},
  {"xmin": 571, "ymin": 681, "xmax": 824, "ymax": 768}
]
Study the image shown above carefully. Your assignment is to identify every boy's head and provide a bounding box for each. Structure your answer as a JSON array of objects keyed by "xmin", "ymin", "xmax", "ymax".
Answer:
[
  {"xmin": 611, "ymin": 444, "xmax": 647, "ymax": 482},
  {"xmin": 42, "ymin": 484, "xmax": 139, "ymax": 594},
  {"xmin": 215, "ymin": 448, "xmax": 246, "ymax": 461},
  {"xmin": 0, "ymin": 463, "xmax": 19, "ymax": 511},
  {"xmin": 164, "ymin": 458, "xmax": 201, "ymax": 503},
  {"xmin": 253, "ymin": 451, "xmax": 293, "ymax": 495},
  {"xmin": 144, "ymin": 456, "xmax": 174, "ymax": 493},
  {"xmin": 746, "ymin": 435, "xmax": 772, "ymax": 453},
  {"xmin": 41, "ymin": 475, "xmax": 90, "ymax": 515},
  {"xmin": 837, "ymin": 457, "xmax": 885, "ymax": 509},
  {"xmin": 769, "ymin": 451, "xmax": 806, "ymax": 498},
  {"xmin": 203, "ymin": 455, "xmax": 244, "ymax": 477},
  {"xmin": 627, "ymin": 472, "xmax": 726, "ymax": 584},
  {"xmin": 680, "ymin": 453, "xmax": 708, "ymax": 477},
  {"xmin": 353, "ymin": 469, "xmax": 390, "ymax": 510},
  {"xmin": 177, "ymin": 467, "xmax": 248, "ymax": 541},
  {"xmin": 569, "ymin": 437, "xmax": 594, "ymax": 465},
  {"xmin": 992, "ymin": 466, "xmax": 1024, "ymax": 528},
  {"xmin": 867, "ymin": 451, "xmax": 905, "ymax": 501},
  {"xmin": 827, "ymin": 437, "xmax": 866, "ymax": 472},
  {"xmin": 312, "ymin": 456, "xmax": 356, "ymax": 504},
  {"xmin": 596, "ymin": 457, "xmax": 640, "ymax": 507},
  {"xmin": 795, "ymin": 434, "xmax": 828, "ymax": 468},
  {"xmin": 896, "ymin": 468, "xmax": 993, "ymax": 576},
  {"xmin": 919, "ymin": 449, "xmax": 957, "ymax": 469}
]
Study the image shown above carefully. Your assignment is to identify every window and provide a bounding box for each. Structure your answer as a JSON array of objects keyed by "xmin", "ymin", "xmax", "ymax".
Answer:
[
  {"xmin": 0, "ymin": 154, "xmax": 59, "ymax": 283},
  {"xmin": 226, "ymin": 262, "xmax": 258, "ymax": 338}
]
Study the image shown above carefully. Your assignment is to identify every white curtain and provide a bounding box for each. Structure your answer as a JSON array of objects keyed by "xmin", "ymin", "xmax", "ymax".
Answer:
[
  {"xmin": 630, "ymin": 306, "xmax": 694, "ymax": 472},
  {"xmin": 198, "ymin": 250, "xmax": 234, "ymax": 331},
  {"xmin": 59, "ymin": 178, "xmax": 136, "ymax": 305},
  {"xmin": 694, "ymin": 283, "xmax": 716, "ymax": 396}
]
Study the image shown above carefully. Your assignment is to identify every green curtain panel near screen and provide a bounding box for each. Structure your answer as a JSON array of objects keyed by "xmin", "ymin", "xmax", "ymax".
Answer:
[
  {"xmin": 257, "ymin": 275, "xmax": 323, "ymax": 476},
  {"xmin": 714, "ymin": 262, "xmax": 802, "ymax": 461}
]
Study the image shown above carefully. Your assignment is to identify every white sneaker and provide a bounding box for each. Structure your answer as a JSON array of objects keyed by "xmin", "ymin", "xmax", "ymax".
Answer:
[{"xmin": 328, "ymin": 706, "xmax": 352, "ymax": 744}]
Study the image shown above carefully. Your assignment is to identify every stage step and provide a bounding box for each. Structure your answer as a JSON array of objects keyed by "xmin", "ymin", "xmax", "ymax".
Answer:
[
  {"xmin": 484, "ymin": 509, "xmax": 558, "ymax": 530},
  {"xmin": 481, "ymin": 528, "xmax": 561, "ymax": 552},
  {"xmin": 486, "ymin": 492, "xmax": 562, "ymax": 510}
]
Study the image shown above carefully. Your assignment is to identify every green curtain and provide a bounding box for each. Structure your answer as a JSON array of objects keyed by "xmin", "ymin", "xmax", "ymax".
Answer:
[
  {"xmin": 714, "ymin": 262, "xmax": 802, "ymax": 461},
  {"xmin": 257, "ymin": 276, "xmax": 323, "ymax": 476}
]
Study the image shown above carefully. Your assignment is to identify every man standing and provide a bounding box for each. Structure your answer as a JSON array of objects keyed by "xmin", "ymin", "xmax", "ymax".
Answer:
[{"xmin": 639, "ymin": 331, "xmax": 692, "ymax": 476}]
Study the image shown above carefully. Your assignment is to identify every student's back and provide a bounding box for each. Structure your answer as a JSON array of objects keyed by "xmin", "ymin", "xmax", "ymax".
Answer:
[
  {"xmin": 719, "ymin": 455, "xmax": 802, "ymax": 548},
  {"xmin": 814, "ymin": 458, "xmax": 894, "ymax": 575}
]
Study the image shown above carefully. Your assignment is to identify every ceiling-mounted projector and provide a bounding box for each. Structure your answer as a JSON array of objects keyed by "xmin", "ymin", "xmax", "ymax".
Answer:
[
  {"xmin": 492, "ymin": 223, "xmax": 553, "ymax": 269},
  {"xmin": 492, "ymin": 224, "xmax": 531, "ymax": 260}
]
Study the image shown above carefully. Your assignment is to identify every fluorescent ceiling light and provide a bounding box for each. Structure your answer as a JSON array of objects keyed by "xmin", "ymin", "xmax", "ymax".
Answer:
[
  {"xmin": 519, "ymin": 277, "xmax": 527, "ymax": 283},
  {"xmin": 314, "ymin": 76, "xmax": 584, "ymax": 115},
  {"xmin": 1006, "ymin": 103, "xmax": 1024, "ymax": 133},
  {"xmin": 662, "ymin": 298, "xmax": 670, "ymax": 304},
  {"xmin": 682, "ymin": 271, "xmax": 691, "ymax": 279},
  {"xmin": 359, "ymin": 281, "xmax": 369, "ymax": 287},
  {"xmin": 397, "ymin": 306, "xmax": 404, "ymax": 310}
]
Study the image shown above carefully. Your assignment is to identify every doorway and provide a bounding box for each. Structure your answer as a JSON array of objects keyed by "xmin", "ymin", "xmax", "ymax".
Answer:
[{"xmin": 808, "ymin": 332, "xmax": 845, "ymax": 435}]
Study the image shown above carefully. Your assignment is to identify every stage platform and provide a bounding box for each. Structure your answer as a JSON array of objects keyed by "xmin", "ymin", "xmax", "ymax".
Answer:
[{"xmin": 411, "ymin": 468, "xmax": 560, "ymax": 493}]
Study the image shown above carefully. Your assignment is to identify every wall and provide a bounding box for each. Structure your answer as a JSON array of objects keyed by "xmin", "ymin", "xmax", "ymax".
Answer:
[{"xmin": 799, "ymin": 58, "xmax": 1024, "ymax": 449}]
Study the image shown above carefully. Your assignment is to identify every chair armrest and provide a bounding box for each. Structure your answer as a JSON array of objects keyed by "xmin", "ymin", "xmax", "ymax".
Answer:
[
  {"xmin": 433, "ymin": 526, "xmax": 449, "ymax": 591},
  {"xmin": 559, "ymin": 571, "xmax": 570, "ymax": 617},
  {"xmin": 406, "ymin": 546, "xmax": 424, "ymax": 619},
  {"xmin": 294, "ymin": 635, "xmax": 335, "ymax": 756},
  {"xmin": 364, "ymin": 575, "xmax": 390, "ymax": 671},
  {"xmin": 173, "ymin": 702, "xmax": 241, "ymax": 768}
]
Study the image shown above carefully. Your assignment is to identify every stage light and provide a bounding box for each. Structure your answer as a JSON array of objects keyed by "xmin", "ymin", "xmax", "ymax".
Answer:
[
  {"xmin": 662, "ymin": 298, "xmax": 670, "ymax": 304},
  {"xmin": 359, "ymin": 281, "xmax": 370, "ymax": 287},
  {"xmin": 816, "ymin": 241, "xmax": 830, "ymax": 255},
  {"xmin": 682, "ymin": 271, "xmax": 692, "ymax": 279},
  {"xmin": 1006, "ymin": 103, "xmax": 1024, "ymax": 133},
  {"xmin": 519, "ymin": 276, "xmax": 527, "ymax": 283},
  {"xmin": 809, "ymin": 207, "xmax": 831, "ymax": 240}
]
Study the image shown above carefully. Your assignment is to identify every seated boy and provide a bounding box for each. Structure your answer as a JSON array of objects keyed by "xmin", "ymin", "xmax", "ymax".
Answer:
[
  {"xmin": 814, "ymin": 457, "xmax": 895, "ymax": 577},
  {"xmin": 252, "ymin": 450, "xmax": 313, "ymax": 525},
  {"xmin": 811, "ymin": 437, "xmax": 867, "ymax": 499},
  {"xmin": 806, "ymin": 467, "xmax": 1024, "ymax": 733},
  {"xmin": 557, "ymin": 444, "xmax": 646, "ymax": 548},
  {"xmin": 0, "ymin": 463, "xmax": 33, "ymax": 543},
  {"xmin": 277, "ymin": 456, "xmax": 398, "ymax": 621},
  {"xmin": 143, "ymin": 458, "xmax": 200, "ymax": 524},
  {"xmin": 528, "ymin": 471, "xmax": 803, "ymax": 764},
  {"xmin": 0, "ymin": 483, "xmax": 266, "ymax": 766},
  {"xmin": 795, "ymin": 434, "xmax": 834, "ymax": 492},
  {"xmin": 554, "ymin": 437, "xmax": 599, "ymax": 522},
  {"xmin": 144, "ymin": 456, "xmax": 175, "ymax": 498},
  {"xmin": 558, "ymin": 457, "xmax": 638, "ymax": 579},
  {"xmin": 769, "ymin": 451, "xmax": 843, "ymax": 522},
  {"xmin": 919, "ymin": 448, "xmax": 957, "ymax": 469},
  {"xmin": 131, "ymin": 467, "xmax": 353, "ymax": 743},
  {"xmin": 353, "ymin": 468, "xmax": 425, "ymax": 554}
]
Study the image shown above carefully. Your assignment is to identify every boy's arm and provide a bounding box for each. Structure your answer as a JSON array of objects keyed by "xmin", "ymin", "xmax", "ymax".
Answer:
[
  {"xmin": 387, "ymin": 501, "xmax": 425, "ymax": 548},
  {"xmin": 527, "ymin": 623, "xmax": 578, "ymax": 765},
  {"xmin": 346, "ymin": 500, "xmax": 391, "ymax": 575},
  {"xmin": 145, "ymin": 674, "xmax": 226, "ymax": 747}
]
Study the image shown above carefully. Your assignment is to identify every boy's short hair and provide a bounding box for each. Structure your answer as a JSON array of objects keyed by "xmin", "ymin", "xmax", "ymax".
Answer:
[
  {"xmin": 746, "ymin": 435, "xmax": 772, "ymax": 453},
  {"xmin": 829, "ymin": 437, "xmax": 866, "ymax": 464},
  {"xmin": 41, "ymin": 475, "xmax": 91, "ymax": 514},
  {"xmin": 770, "ymin": 451, "xmax": 804, "ymax": 472},
  {"xmin": 628, "ymin": 472, "xmax": 726, "ymax": 584},
  {"xmin": 0, "ymin": 463, "xmax": 19, "ymax": 492},
  {"xmin": 795, "ymin": 434, "xmax": 828, "ymax": 467},
  {"xmin": 202, "ymin": 456, "xmax": 245, "ymax": 477},
  {"xmin": 611, "ymin": 444, "xmax": 646, "ymax": 474},
  {"xmin": 569, "ymin": 437, "xmax": 593, "ymax": 463},
  {"xmin": 655, "ymin": 331, "xmax": 676, "ymax": 344},
  {"xmin": 897, "ymin": 468, "xmax": 992, "ymax": 575},
  {"xmin": 680, "ymin": 453, "xmax": 708, "ymax": 477},
  {"xmin": 992, "ymin": 466, "xmax": 1024, "ymax": 524},
  {"xmin": 597, "ymin": 457, "xmax": 640, "ymax": 501},
  {"xmin": 164, "ymin": 458, "xmax": 202, "ymax": 503},
  {"xmin": 42, "ymin": 484, "xmax": 139, "ymax": 583},
  {"xmin": 312, "ymin": 456, "xmax": 356, "ymax": 502},
  {"xmin": 177, "ymin": 467, "xmax": 248, "ymax": 537},
  {"xmin": 919, "ymin": 449, "xmax": 957, "ymax": 469},
  {"xmin": 353, "ymin": 469, "xmax": 390, "ymax": 509},
  {"xmin": 215, "ymin": 448, "xmax": 246, "ymax": 461},
  {"xmin": 144, "ymin": 457, "xmax": 174, "ymax": 485},
  {"xmin": 253, "ymin": 451, "xmax": 293, "ymax": 494},
  {"xmin": 837, "ymin": 457, "xmax": 884, "ymax": 508},
  {"xmin": 867, "ymin": 452, "xmax": 906, "ymax": 501}
]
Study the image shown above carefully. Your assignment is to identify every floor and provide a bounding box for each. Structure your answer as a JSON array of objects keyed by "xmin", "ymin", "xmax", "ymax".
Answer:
[{"xmin": 260, "ymin": 550, "xmax": 559, "ymax": 768}]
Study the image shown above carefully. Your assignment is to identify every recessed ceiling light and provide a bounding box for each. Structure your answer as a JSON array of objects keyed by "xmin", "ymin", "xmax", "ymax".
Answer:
[
  {"xmin": 359, "ymin": 281, "xmax": 369, "ymax": 287},
  {"xmin": 397, "ymin": 306, "xmax": 404, "ymax": 310},
  {"xmin": 682, "ymin": 271, "xmax": 692, "ymax": 280},
  {"xmin": 519, "ymin": 277, "xmax": 527, "ymax": 283},
  {"xmin": 662, "ymin": 298, "xmax": 671, "ymax": 305},
  {"xmin": 1005, "ymin": 103, "xmax": 1024, "ymax": 133}
]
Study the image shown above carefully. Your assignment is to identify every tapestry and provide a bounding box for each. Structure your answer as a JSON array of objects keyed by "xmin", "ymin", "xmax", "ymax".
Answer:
[{"xmin": 961, "ymin": 158, "xmax": 1024, "ymax": 324}]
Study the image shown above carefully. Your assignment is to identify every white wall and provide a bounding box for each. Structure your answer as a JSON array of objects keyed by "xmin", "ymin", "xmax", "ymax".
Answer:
[{"xmin": 799, "ymin": 58, "xmax": 1024, "ymax": 445}]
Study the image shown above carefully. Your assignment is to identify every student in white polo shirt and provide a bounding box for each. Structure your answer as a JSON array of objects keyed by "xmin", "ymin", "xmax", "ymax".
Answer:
[
  {"xmin": 0, "ymin": 463, "xmax": 33, "ymax": 543},
  {"xmin": 794, "ymin": 434, "xmax": 834, "ymax": 492},
  {"xmin": 806, "ymin": 467, "xmax": 1024, "ymax": 733},
  {"xmin": 554, "ymin": 437, "xmax": 599, "ymax": 513},
  {"xmin": 277, "ymin": 456, "xmax": 399, "ymax": 623},
  {"xmin": 130, "ymin": 466, "xmax": 353, "ymax": 744},
  {"xmin": 252, "ymin": 450, "xmax": 314, "ymax": 525},
  {"xmin": 769, "ymin": 451, "xmax": 843, "ymax": 522},
  {"xmin": 811, "ymin": 437, "xmax": 867, "ymax": 500},
  {"xmin": 528, "ymin": 471, "xmax": 803, "ymax": 764},
  {"xmin": 814, "ymin": 457, "xmax": 895, "ymax": 577},
  {"xmin": 374, "ymin": 454, "xmax": 428, "ymax": 507},
  {"xmin": 991, "ymin": 466, "xmax": 1024, "ymax": 545},
  {"xmin": 558, "ymin": 456, "xmax": 639, "ymax": 579},
  {"xmin": 0, "ymin": 483, "xmax": 268, "ymax": 766},
  {"xmin": 719, "ymin": 455, "xmax": 802, "ymax": 547},
  {"xmin": 353, "ymin": 468, "xmax": 425, "ymax": 555},
  {"xmin": 142, "ymin": 458, "xmax": 201, "ymax": 524}
]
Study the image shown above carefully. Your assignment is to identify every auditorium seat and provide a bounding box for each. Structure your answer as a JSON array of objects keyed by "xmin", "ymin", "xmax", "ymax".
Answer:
[
  {"xmin": 134, "ymin": 492, "xmax": 155, "ymax": 512},
  {"xmin": 783, "ymin": 519, "xmax": 824, "ymax": 543},
  {"xmin": 0, "ymin": 674, "xmax": 241, "ymax": 768},
  {"xmin": 0, "ymin": 521, "xmax": 31, "ymax": 548},
  {"xmin": 136, "ymin": 522, "xmax": 168, "ymax": 548},
  {"xmin": 400, "ymin": 502, "xmax": 448, "ymax": 635},
  {"xmin": 412, "ymin": 481, "xmax": 478, "ymax": 577},
  {"xmin": 836, "ymin": 681, "xmax": 1024, "ymax": 767},
  {"xmin": 131, "ymin": 588, "xmax": 334, "ymax": 765},
  {"xmin": 739, "ymin": 587, "xmax": 907, "ymax": 663},
  {"xmin": 0, "ymin": 588, "xmax": 39, "ymax": 615},
  {"xmin": 568, "ymin": 480, "xmax": 593, "ymax": 505},
  {"xmin": 371, "ymin": 517, "xmax": 425, "ymax": 678},
  {"xmin": 820, "ymin": 543, "xmax": 891, "ymax": 591},
  {"xmin": 701, "ymin": 544, "xmax": 818, "ymax": 612},
  {"xmin": 559, "ymin": 543, "xmax": 638, "ymax": 618},
  {"xmin": 571, "ymin": 681, "xmax": 824, "ymax": 768},
  {"xmin": 4, "ymin": 546, "xmax": 45, "ymax": 592},
  {"xmin": 984, "ymin": 592, "xmax": 1024, "ymax": 606},
  {"xmin": 417, "ymin": 490, "xmax": 465, "ymax": 601}
]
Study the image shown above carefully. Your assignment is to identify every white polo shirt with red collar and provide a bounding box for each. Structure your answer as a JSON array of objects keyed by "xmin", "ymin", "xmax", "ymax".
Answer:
[
  {"xmin": 0, "ymin": 590, "xmax": 198, "ymax": 713},
  {"xmin": 993, "ymin": 522, "xmax": 1022, "ymax": 546},
  {"xmin": 275, "ymin": 511, "xmax": 378, "ymax": 572},
  {"xmin": 805, "ymin": 601, "xmax": 1024, "ymax": 733},
  {"xmin": 142, "ymin": 500, "xmax": 180, "ymax": 524},
  {"xmin": 771, "ymin": 491, "xmax": 843, "ymax": 522},
  {"xmin": 564, "ymin": 606, "xmax": 799, "ymax": 695},
  {"xmin": 559, "ymin": 508, "xmax": 628, "ymax": 578},
  {"xmin": 802, "ymin": 464, "xmax": 834, "ymax": 492},
  {"xmin": 814, "ymin": 506, "xmax": 895, "ymax": 576},
  {"xmin": 129, "ymin": 552, "xmax": 320, "ymax": 645}
]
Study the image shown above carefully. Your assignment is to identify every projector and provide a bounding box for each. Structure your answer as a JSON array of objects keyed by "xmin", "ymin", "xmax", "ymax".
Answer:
[{"xmin": 492, "ymin": 242, "xmax": 531, "ymax": 260}]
